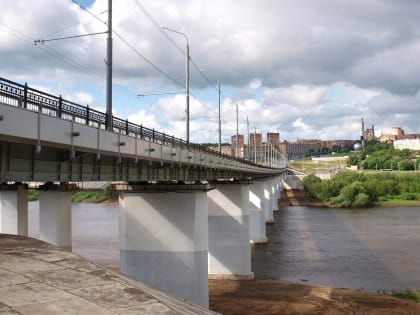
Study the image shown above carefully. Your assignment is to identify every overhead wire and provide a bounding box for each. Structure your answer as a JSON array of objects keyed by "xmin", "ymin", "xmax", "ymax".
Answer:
[{"xmin": 134, "ymin": 0, "xmax": 219, "ymax": 92}]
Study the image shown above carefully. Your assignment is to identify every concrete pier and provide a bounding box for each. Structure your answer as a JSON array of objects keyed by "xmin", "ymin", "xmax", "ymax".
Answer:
[
  {"xmin": 208, "ymin": 183, "xmax": 254, "ymax": 279},
  {"xmin": 264, "ymin": 180, "xmax": 275, "ymax": 224},
  {"xmin": 39, "ymin": 188, "xmax": 72, "ymax": 252},
  {"xmin": 0, "ymin": 184, "xmax": 28, "ymax": 236},
  {"xmin": 271, "ymin": 178, "xmax": 279, "ymax": 212},
  {"xmin": 119, "ymin": 190, "xmax": 209, "ymax": 308},
  {"xmin": 248, "ymin": 181, "xmax": 267, "ymax": 244}
]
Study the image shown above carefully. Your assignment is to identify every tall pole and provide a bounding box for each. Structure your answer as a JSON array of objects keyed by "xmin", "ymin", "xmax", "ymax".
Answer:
[
  {"xmin": 162, "ymin": 27, "xmax": 189, "ymax": 146},
  {"xmin": 106, "ymin": 0, "xmax": 113, "ymax": 131},
  {"xmin": 246, "ymin": 116, "xmax": 250, "ymax": 160},
  {"xmin": 236, "ymin": 104, "xmax": 239, "ymax": 158},
  {"xmin": 218, "ymin": 80, "xmax": 221, "ymax": 154},
  {"xmin": 186, "ymin": 40, "xmax": 190, "ymax": 147}
]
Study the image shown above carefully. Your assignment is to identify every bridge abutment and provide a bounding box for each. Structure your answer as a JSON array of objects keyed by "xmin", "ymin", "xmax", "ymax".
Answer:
[
  {"xmin": 208, "ymin": 182, "xmax": 254, "ymax": 280},
  {"xmin": 118, "ymin": 187, "xmax": 209, "ymax": 308},
  {"xmin": 39, "ymin": 184, "xmax": 73, "ymax": 252},
  {"xmin": 0, "ymin": 183, "xmax": 28, "ymax": 236},
  {"xmin": 249, "ymin": 181, "xmax": 268, "ymax": 244}
]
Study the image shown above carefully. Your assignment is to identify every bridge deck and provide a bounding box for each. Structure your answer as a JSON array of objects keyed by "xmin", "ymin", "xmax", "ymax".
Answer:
[{"xmin": 0, "ymin": 234, "xmax": 217, "ymax": 314}]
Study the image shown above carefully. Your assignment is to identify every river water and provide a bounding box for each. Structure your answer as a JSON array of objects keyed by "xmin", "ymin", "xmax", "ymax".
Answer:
[{"xmin": 28, "ymin": 202, "xmax": 420, "ymax": 292}]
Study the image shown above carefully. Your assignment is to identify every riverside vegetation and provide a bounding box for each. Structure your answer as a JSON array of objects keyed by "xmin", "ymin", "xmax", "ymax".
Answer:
[
  {"xmin": 303, "ymin": 171, "xmax": 420, "ymax": 208},
  {"xmin": 27, "ymin": 185, "xmax": 118, "ymax": 203}
]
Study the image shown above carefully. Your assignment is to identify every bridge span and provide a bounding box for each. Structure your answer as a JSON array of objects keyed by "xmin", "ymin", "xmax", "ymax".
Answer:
[{"xmin": 0, "ymin": 77, "xmax": 286, "ymax": 308}]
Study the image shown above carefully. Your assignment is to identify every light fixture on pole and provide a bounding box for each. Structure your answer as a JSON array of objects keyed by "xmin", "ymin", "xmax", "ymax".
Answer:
[{"xmin": 162, "ymin": 26, "xmax": 190, "ymax": 147}]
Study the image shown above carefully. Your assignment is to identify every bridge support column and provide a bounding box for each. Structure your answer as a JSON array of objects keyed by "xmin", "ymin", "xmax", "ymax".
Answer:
[
  {"xmin": 271, "ymin": 178, "xmax": 279, "ymax": 212},
  {"xmin": 208, "ymin": 183, "xmax": 254, "ymax": 279},
  {"xmin": 0, "ymin": 184, "xmax": 28, "ymax": 235},
  {"xmin": 264, "ymin": 180, "xmax": 275, "ymax": 224},
  {"xmin": 119, "ymin": 189, "xmax": 209, "ymax": 308},
  {"xmin": 249, "ymin": 181, "xmax": 267, "ymax": 244},
  {"xmin": 39, "ymin": 184, "xmax": 74, "ymax": 251}
]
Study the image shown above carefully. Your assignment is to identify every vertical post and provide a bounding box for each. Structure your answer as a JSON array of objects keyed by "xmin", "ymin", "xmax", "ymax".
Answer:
[
  {"xmin": 236, "ymin": 104, "xmax": 239, "ymax": 158},
  {"xmin": 254, "ymin": 127, "xmax": 257, "ymax": 163},
  {"xmin": 186, "ymin": 40, "xmax": 190, "ymax": 147},
  {"xmin": 58, "ymin": 95, "xmax": 62, "ymax": 118},
  {"xmin": 85, "ymin": 105, "xmax": 90, "ymax": 125},
  {"xmin": 23, "ymin": 83, "xmax": 28, "ymax": 109},
  {"xmin": 106, "ymin": 0, "xmax": 113, "ymax": 131},
  {"xmin": 218, "ymin": 80, "xmax": 221, "ymax": 154},
  {"xmin": 247, "ymin": 116, "xmax": 250, "ymax": 160}
]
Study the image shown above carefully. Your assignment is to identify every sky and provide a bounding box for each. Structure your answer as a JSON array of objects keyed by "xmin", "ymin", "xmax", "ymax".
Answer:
[{"xmin": 1, "ymin": 0, "xmax": 420, "ymax": 144}]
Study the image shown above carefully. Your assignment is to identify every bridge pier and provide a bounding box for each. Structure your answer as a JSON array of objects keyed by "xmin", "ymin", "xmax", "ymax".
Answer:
[
  {"xmin": 264, "ymin": 180, "xmax": 275, "ymax": 224},
  {"xmin": 249, "ymin": 181, "xmax": 267, "ymax": 244},
  {"xmin": 39, "ymin": 184, "xmax": 74, "ymax": 251},
  {"xmin": 208, "ymin": 182, "xmax": 254, "ymax": 279},
  {"xmin": 0, "ymin": 183, "xmax": 28, "ymax": 236},
  {"xmin": 118, "ymin": 184, "xmax": 210, "ymax": 308},
  {"xmin": 272, "ymin": 178, "xmax": 279, "ymax": 212}
]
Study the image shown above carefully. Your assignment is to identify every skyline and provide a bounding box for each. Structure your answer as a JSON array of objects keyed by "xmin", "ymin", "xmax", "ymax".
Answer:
[{"xmin": 1, "ymin": 0, "xmax": 420, "ymax": 143}]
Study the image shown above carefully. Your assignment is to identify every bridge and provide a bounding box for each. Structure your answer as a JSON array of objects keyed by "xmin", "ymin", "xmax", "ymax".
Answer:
[{"xmin": 0, "ymin": 77, "xmax": 286, "ymax": 308}]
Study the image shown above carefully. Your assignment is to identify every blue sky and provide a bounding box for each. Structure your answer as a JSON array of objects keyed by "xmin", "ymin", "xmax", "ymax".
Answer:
[{"xmin": 1, "ymin": 0, "xmax": 420, "ymax": 143}]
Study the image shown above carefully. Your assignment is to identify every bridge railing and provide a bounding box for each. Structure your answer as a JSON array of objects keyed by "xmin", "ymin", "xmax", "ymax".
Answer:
[{"xmin": 0, "ymin": 77, "xmax": 275, "ymax": 169}]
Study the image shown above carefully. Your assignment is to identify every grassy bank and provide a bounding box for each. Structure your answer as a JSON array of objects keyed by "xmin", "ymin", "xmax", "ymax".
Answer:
[
  {"xmin": 303, "ymin": 171, "xmax": 420, "ymax": 208},
  {"xmin": 391, "ymin": 290, "xmax": 420, "ymax": 303}
]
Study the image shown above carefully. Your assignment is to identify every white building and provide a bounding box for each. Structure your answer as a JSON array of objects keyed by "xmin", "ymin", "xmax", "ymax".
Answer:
[{"xmin": 394, "ymin": 138, "xmax": 420, "ymax": 150}]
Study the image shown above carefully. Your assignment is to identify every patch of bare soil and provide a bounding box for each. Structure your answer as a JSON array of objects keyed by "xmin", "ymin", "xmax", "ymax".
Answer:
[
  {"xmin": 278, "ymin": 189, "xmax": 326, "ymax": 207},
  {"xmin": 209, "ymin": 279, "xmax": 420, "ymax": 315}
]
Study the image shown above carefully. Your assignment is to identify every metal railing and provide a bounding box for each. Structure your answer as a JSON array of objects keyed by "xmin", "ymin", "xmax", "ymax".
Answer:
[{"xmin": 0, "ymin": 77, "xmax": 273, "ymax": 169}]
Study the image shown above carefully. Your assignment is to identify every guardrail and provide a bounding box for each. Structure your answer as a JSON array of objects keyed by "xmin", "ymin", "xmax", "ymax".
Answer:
[{"xmin": 0, "ymin": 77, "xmax": 274, "ymax": 169}]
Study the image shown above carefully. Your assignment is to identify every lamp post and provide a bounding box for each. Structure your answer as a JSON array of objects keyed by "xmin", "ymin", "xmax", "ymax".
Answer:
[{"xmin": 162, "ymin": 26, "xmax": 190, "ymax": 147}]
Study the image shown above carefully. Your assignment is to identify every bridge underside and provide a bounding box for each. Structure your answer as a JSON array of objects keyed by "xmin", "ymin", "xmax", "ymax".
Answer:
[{"xmin": 0, "ymin": 141, "xmax": 263, "ymax": 183}]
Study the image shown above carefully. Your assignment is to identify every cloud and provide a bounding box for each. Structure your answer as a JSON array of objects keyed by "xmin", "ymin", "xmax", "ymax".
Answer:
[{"xmin": 1, "ymin": 0, "xmax": 420, "ymax": 142}]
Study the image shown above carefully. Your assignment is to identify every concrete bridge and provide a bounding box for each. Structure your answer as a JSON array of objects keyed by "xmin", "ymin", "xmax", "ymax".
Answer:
[{"xmin": 0, "ymin": 77, "xmax": 286, "ymax": 308}]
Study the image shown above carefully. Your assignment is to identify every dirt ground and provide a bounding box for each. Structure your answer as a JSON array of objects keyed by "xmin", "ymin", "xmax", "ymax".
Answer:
[
  {"xmin": 278, "ymin": 189, "xmax": 326, "ymax": 207},
  {"xmin": 209, "ymin": 279, "xmax": 420, "ymax": 315}
]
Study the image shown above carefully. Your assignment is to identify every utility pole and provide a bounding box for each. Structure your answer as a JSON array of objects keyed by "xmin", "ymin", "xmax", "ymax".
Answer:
[
  {"xmin": 218, "ymin": 80, "xmax": 221, "ymax": 154},
  {"xmin": 246, "ymin": 116, "xmax": 250, "ymax": 160},
  {"xmin": 236, "ymin": 104, "xmax": 239, "ymax": 158},
  {"xmin": 106, "ymin": 0, "xmax": 113, "ymax": 130}
]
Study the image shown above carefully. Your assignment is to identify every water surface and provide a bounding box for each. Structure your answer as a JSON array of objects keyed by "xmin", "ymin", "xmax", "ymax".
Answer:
[{"xmin": 28, "ymin": 202, "xmax": 420, "ymax": 292}]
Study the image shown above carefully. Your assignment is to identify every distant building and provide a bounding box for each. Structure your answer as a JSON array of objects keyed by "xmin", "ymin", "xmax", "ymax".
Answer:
[
  {"xmin": 394, "ymin": 138, "xmax": 420, "ymax": 150},
  {"xmin": 365, "ymin": 125, "xmax": 375, "ymax": 141},
  {"xmin": 380, "ymin": 127, "xmax": 420, "ymax": 143},
  {"xmin": 267, "ymin": 133, "xmax": 280, "ymax": 148},
  {"xmin": 279, "ymin": 139, "xmax": 356, "ymax": 159},
  {"xmin": 231, "ymin": 134, "xmax": 245, "ymax": 157}
]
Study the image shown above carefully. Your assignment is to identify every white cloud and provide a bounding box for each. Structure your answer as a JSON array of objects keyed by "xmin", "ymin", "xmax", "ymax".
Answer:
[{"xmin": 1, "ymin": 0, "xmax": 420, "ymax": 142}]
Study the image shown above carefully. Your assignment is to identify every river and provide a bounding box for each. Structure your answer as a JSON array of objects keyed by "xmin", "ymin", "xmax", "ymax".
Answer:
[{"xmin": 28, "ymin": 202, "xmax": 420, "ymax": 292}]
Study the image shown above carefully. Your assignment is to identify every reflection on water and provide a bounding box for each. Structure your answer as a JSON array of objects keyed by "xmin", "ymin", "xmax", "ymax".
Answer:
[
  {"xmin": 252, "ymin": 206, "xmax": 420, "ymax": 292},
  {"xmin": 28, "ymin": 202, "xmax": 420, "ymax": 292}
]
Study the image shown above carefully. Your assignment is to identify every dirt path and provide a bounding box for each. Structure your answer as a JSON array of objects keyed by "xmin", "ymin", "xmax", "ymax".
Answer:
[
  {"xmin": 278, "ymin": 189, "xmax": 326, "ymax": 207},
  {"xmin": 209, "ymin": 279, "xmax": 420, "ymax": 315}
]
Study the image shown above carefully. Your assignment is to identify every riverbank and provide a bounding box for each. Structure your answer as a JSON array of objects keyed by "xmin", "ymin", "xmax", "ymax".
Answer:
[
  {"xmin": 278, "ymin": 189, "xmax": 327, "ymax": 207},
  {"xmin": 209, "ymin": 279, "xmax": 420, "ymax": 314}
]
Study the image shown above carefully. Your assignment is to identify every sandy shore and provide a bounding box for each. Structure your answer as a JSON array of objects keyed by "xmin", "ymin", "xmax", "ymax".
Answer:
[{"xmin": 209, "ymin": 279, "xmax": 420, "ymax": 315}]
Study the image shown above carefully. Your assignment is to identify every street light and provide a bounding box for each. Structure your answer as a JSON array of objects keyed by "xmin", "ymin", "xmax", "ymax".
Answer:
[{"xmin": 162, "ymin": 26, "xmax": 190, "ymax": 147}]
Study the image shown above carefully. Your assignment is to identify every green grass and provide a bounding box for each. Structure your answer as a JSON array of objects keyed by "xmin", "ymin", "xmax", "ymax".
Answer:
[
  {"xmin": 27, "ymin": 190, "xmax": 40, "ymax": 201},
  {"xmin": 375, "ymin": 198, "xmax": 420, "ymax": 207},
  {"xmin": 27, "ymin": 188, "xmax": 118, "ymax": 203},
  {"xmin": 391, "ymin": 290, "xmax": 420, "ymax": 303}
]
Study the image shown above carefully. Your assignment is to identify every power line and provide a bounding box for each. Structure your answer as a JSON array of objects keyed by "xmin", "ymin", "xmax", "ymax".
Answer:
[{"xmin": 134, "ymin": 0, "xmax": 219, "ymax": 91}]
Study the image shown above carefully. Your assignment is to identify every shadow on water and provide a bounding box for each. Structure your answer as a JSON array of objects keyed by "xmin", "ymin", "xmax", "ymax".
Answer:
[{"xmin": 252, "ymin": 205, "xmax": 420, "ymax": 292}]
